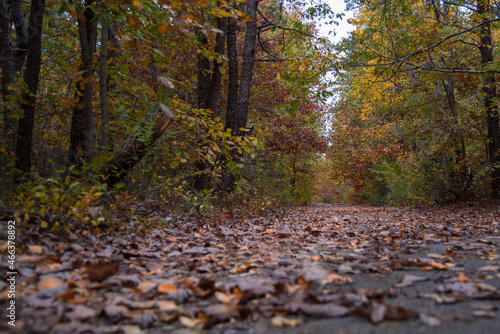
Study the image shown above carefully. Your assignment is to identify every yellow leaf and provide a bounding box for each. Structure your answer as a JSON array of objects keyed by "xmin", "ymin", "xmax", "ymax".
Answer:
[{"xmin": 132, "ymin": 0, "xmax": 142, "ymax": 7}]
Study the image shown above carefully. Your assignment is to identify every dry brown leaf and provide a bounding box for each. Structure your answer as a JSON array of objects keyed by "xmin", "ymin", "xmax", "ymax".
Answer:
[
  {"xmin": 38, "ymin": 275, "xmax": 65, "ymax": 290},
  {"xmin": 85, "ymin": 262, "xmax": 119, "ymax": 282},
  {"xmin": 179, "ymin": 316, "xmax": 204, "ymax": 329},
  {"xmin": 138, "ymin": 280, "xmax": 158, "ymax": 293},
  {"xmin": 28, "ymin": 245, "xmax": 43, "ymax": 254},
  {"xmin": 65, "ymin": 305, "xmax": 96, "ymax": 321},
  {"xmin": 479, "ymin": 265, "xmax": 499, "ymax": 272},
  {"xmin": 430, "ymin": 261, "xmax": 447, "ymax": 270},
  {"xmin": 156, "ymin": 300, "xmax": 181, "ymax": 312}
]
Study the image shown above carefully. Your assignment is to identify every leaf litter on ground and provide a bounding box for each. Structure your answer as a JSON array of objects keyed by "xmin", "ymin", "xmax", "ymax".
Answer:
[{"xmin": 1, "ymin": 202, "xmax": 499, "ymax": 333}]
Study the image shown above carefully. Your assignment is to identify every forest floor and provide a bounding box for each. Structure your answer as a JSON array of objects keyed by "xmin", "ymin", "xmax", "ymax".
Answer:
[{"xmin": 1, "ymin": 201, "xmax": 500, "ymax": 334}]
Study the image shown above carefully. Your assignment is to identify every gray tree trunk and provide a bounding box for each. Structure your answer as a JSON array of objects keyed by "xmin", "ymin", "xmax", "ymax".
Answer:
[{"xmin": 234, "ymin": 0, "xmax": 259, "ymax": 136}]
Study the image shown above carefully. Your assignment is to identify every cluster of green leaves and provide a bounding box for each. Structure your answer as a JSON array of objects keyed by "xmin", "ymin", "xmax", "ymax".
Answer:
[{"xmin": 14, "ymin": 175, "xmax": 107, "ymax": 229}]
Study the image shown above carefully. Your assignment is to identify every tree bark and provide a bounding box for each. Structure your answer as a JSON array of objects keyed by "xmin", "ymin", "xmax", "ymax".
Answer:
[
  {"xmin": 14, "ymin": 0, "xmax": 45, "ymax": 178},
  {"xmin": 225, "ymin": 14, "xmax": 238, "ymax": 131},
  {"xmin": 69, "ymin": 0, "xmax": 98, "ymax": 166},
  {"xmin": 98, "ymin": 19, "xmax": 109, "ymax": 149},
  {"xmin": 100, "ymin": 103, "xmax": 174, "ymax": 187},
  {"xmin": 196, "ymin": 29, "xmax": 211, "ymax": 109},
  {"xmin": 205, "ymin": 14, "xmax": 227, "ymax": 113},
  {"xmin": 9, "ymin": 0, "xmax": 28, "ymax": 76},
  {"xmin": 235, "ymin": 0, "xmax": 259, "ymax": 136},
  {"xmin": 78, "ymin": 1, "xmax": 98, "ymax": 163},
  {"xmin": 477, "ymin": 0, "xmax": 500, "ymax": 197},
  {"xmin": 0, "ymin": 0, "xmax": 14, "ymax": 145}
]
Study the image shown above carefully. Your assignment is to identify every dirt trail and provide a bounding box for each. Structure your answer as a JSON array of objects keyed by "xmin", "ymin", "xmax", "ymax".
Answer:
[{"xmin": 1, "ymin": 203, "xmax": 500, "ymax": 333}]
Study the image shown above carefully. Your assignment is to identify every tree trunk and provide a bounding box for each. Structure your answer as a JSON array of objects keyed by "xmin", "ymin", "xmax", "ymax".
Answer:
[
  {"xmin": 100, "ymin": 103, "xmax": 174, "ymax": 187},
  {"xmin": 0, "ymin": 0, "xmax": 14, "ymax": 146},
  {"xmin": 235, "ymin": 0, "xmax": 259, "ymax": 136},
  {"xmin": 225, "ymin": 15, "xmax": 238, "ymax": 131},
  {"xmin": 10, "ymin": 0, "xmax": 28, "ymax": 76},
  {"xmin": 14, "ymin": 0, "xmax": 45, "ymax": 178},
  {"xmin": 68, "ymin": 82, "xmax": 86, "ymax": 167},
  {"xmin": 196, "ymin": 29, "xmax": 211, "ymax": 109},
  {"xmin": 98, "ymin": 19, "xmax": 109, "ymax": 149},
  {"xmin": 477, "ymin": 0, "xmax": 500, "ymax": 197},
  {"xmin": 78, "ymin": 1, "xmax": 98, "ymax": 163},
  {"xmin": 205, "ymin": 13, "xmax": 227, "ymax": 113},
  {"xmin": 69, "ymin": 1, "xmax": 98, "ymax": 166}
]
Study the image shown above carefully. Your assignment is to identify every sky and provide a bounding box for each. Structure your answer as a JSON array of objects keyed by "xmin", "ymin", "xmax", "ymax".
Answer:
[{"xmin": 321, "ymin": 0, "xmax": 355, "ymax": 43}]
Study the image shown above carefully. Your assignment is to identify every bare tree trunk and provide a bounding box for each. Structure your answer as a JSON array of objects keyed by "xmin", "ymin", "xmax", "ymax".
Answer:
[
  {"xmin": 69, "ymin": 0, "xmax": 98, "ymax": 167},
  {"xmin": 235, "ymin": 0, "xmax": 259, "ymax": 136},
  {"xmin": 77, "ymin": 1, "xmax": 98, "ymax": 163},
  {"xmin": 0, "ymin": 0, "xmax": 14, "ymax": 145},
  {"xmin": 14, "ymin": 0, "xmax": 45, "ymax": 178},
  {"xmin": 205, "ymin": 13, "xmax": 227, "ymax": 113},
  {"xmin": 98, "ymin": 19, "xmax": 109, "ymax": 149},
  {"xmin": 225, "ymin": 15, "xmax": 238, "ymax": 132},
  {"xmin": 196, "ymin": 29, "xmax": 211, "ymax": 109},
  {"xmin": 9, "ymin": 0, "xmax": 28, "ymax": 76},
  {"xmin": 477, "ymin": 0, "xmax": 500, "ymax": 197}
]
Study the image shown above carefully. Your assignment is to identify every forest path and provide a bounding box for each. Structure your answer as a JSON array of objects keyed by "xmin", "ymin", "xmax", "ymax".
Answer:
[{"xmin": 2, "ymin": 203, "xmax": 500, "ymax": 333}]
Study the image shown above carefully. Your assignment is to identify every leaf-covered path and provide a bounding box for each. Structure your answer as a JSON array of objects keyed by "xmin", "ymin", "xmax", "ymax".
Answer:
[{"xmin": 2, "ymin": 203, "xmax": 500, "ymax": 334}]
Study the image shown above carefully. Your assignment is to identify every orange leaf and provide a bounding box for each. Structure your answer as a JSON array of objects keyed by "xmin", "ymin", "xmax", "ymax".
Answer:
[
  {"xmin": 158, "ymin": 283, "xmax": 178, "ymax": 294},
  {"xmin": 157, "ymin": 23, "xmax": 170, "ymax": 34},
  {"xmin": 458, "ymin": 273, "xmax": 469, "ymax": 282},
  {"xmin": 430, "ymin": 261, "xmax": 447, "ymax": 270},
  {"xmin": 38, "ymin": 276, "xmax": 65, "ymax": 290}
]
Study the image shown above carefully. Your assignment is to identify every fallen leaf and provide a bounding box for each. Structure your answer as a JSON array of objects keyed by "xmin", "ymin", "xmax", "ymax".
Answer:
[
  {"xmin": 271, "ymin": 316, "xmax": 302, "ymax": 327},
  {"xmin": 395, "ymin": 274, "xmax": 427, "ymax": 287},
  {"xmin": 179, "ymin": 316, "xmax": 204, "ymax": 329},
  {"xmin": 204, "ymin": 304, "xmax": 239, "ymax": 321},
  {"xmin": 28, "ymin": 245, "xmax": 43, "ymax": 254},
  {"xmin": 38, "ymin": 275, "xmax": 65, "ymax": 290},
  {"xmin": 430, "ymin": 261, "xmax": 447, "ymax": 270},
  {"xmin": 156, "ymin": 300, "xmax": 181, "ymax": 312},
  {"xmin": 472, "ymin": 310, "xmax": 496, "ymax": 318},
  {"xmin": 458, "ymin": 272, "xmax": 469, "ymax": 282},
  {"xmin": 158, "ymin": 283, "xmax": 178, "ymax": 294},
  {"xmin": 138, "ymin": 280, "xmax": 158, "ymax": 293},
  {"xmin": 420, "ymin": 313, "xmax": 441, "ymax": 327},
  {"xmin": 66, "ymin": 305, "xmax": 96, "ymax": 321},
  {"xmin": 479, "ymin": 265, "xmax": 499, "ymax": 272},
  {"xmin": 86, "ymin": 262, "xmax": 119, "ymax": 282},
  {"xmin": 299, "ymin": 303, "xmax": 349, "ymax": 317},
  {"xmin": 469, "ymin": 301, "xmax": 497, "ymax": 311}
]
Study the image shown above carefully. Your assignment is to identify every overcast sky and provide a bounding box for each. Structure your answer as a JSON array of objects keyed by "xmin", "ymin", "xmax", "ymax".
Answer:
[{"xmin": 321, "ymin": 0, "xmax": 355, "ymax": 43}]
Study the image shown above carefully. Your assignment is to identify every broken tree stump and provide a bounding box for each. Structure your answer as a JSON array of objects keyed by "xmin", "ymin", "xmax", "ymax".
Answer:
[{"xmin": 100, "ymin": 103, "xmax": 174, "ymax": 187}]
